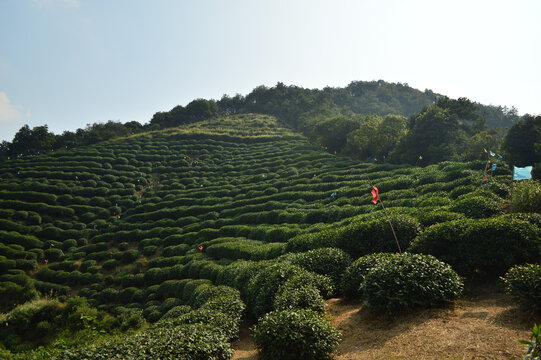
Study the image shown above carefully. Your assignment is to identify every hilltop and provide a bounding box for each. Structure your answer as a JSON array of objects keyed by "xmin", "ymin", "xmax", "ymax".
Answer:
[
  {"xmin": 0, "ymin": 113, "xmax": 539, "ymax": 359},
  {"xmin": 1, "ymin": 80, "xmax": 524, "ymax": 163}
]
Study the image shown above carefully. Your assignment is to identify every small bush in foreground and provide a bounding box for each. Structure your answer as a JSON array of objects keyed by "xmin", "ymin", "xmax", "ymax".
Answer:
[
  {"xmin": 519, "ymin": 324, "xmax": 541, "ymax": 360},
  {"xmin": 253, "ymin": 309, "xmax": 341, "ymax": 360},
  {"xmin": 341, "ymin": 253, "xmax": 393, "ymax": 298},
  {"xmin": 274, "ymin": 283, "xmax": 326, "ymax": 314},
  {"xmin": 361, "ymin": 253, "xmax": 463, "ymax": 314},
  {"xmin": 502, "ymin": 264, "xmax": 541, "ymax": 312}
]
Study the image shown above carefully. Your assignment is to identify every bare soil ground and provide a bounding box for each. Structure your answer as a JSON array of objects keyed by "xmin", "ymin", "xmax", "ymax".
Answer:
[{"xmin": 232, "ymin": 285, "xmax": 539, "ymax": 360}]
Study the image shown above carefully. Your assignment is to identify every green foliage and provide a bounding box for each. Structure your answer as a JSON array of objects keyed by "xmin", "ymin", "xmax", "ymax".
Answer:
[
  {"xmin": 0, "ymin": 274, "xmax": 39, "ymax": 312},
  {"xmin": 392, "ymin": 105, "xmax": 461, "ymax": 164},
  {"xmin": 341, "ymin": 253, "xmax": 394, "ymax": 298},
  {"xmin": 0, "ymin": 107, "xmax": 524, "ymax": 357},
  {"xmin": 410, "ymin": 216, "xmax": 541, "ymax": 276},
  {"xmin": 0, "ymin": 230, "xmax": 43, "ymax": 249},
  {"xmin": 287, "ymin": 214, "xmax": 421, "ymax": 258},
  {"xmin": 290, "ymin": 247, "xmax": 352, "ymax": 286},
  {"xmin": 347, "ymin": 114, "xmax": 408, "ymax": 160},
  {"xmin": 360, "ymin": 253, "xmax": 463, "ymax": 314},
  {"xmin": 58, "ymin": 323, "xmax": 232, "ymax": 360},
  {"xmin": 512, "ymin": 181, "xmax": 541, "ymax": 213},
  {"xmin": 273, "ymin": 282, "xmax": 326, "ymax": 314},
  {"xmin": 519, "ymin": 324, "xmax": 541, "ymax": 360},
  {"xmin": 206, "ymin": 238, "xmax": 285, "ymax": 261},
  {"xmin": 119, "ymin": 310, "xmax": 145, "ymax": 331},
  {"xmin": 253, "ymin": 309, "xmax": 341, "ymax": 360},
  {"xmin": 161, "ymin": 305, "xmax": 192, "ymax": 319},
  {"xmin": 501, "ymin": 264, "xmax": 541, "ymax": 312},
  {"xmin": 246, "ymin": 262, "xmax": 305, "ymax": 319},
  {"xmin": 503, "ymin": 115, "xmax": 541, "ymax": 169},
  {"xmin": 0, "ymin": 297, "xmax": 120, "ymax": 353},
  {"xmin": 449, "ymin": 194, "xmax": 502, "ymax": 218},
  {"xmin": 335, "ymin": 214, "xmax": 421, "ymax": 258},
  {"xmin": 416, "ymin": 210, "xmax": 465, "ymax": 227},
  {"xmin": 308, "ymin": 114, "xmax": 361, "ymax": 153}
]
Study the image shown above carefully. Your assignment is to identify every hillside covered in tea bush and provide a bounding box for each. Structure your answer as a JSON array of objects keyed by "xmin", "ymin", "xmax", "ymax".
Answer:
[{"xmin": 0, "ymin": 113, "xmax": 539, "ymax": 359}]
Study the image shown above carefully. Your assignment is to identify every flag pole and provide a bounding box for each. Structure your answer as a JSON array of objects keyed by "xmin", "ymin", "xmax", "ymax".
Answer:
[
  {"xmin": 369, "ymin": 182, "xmax": 402, "ymax": 253},
  {"xmin": 378, "ymin": 197, "xmax": 402, "ymax": 253}
]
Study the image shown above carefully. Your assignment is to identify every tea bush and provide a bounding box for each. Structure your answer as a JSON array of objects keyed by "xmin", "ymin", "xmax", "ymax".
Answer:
[
  {"xmin": 361, "ymin": 253, "xmax": 463, "ymax": 314},
  {"xmin": 341, "ymin": 253, "xmax": 394, "ymax": 298},
  {"xmin": 501, "ymin": 264, "xmax": 541, "ymax": 311},
  {"xmin": 273, "ymin": 283, "xmax": 325, "ymax": 313},
  {"xmin": 416, "ymin": 209, "xmax": 464, "ymax": 227},
  {"xmin": 253, "ymin": 309, "xmax": 341, "ymax": 360},
  {"xmin": 449, "ymin": 194, "xmax": 502, "ymax": 218},
  {"xmin": 410, "ymin": 216, "xmax": 541, "ymax": 276},
  {"xmin": 58, "ymin": 323, "xmax": 233, "ymax": 360},
  {"xmin": 290, "ymin": 247, "xmax": 352, "ymax": 287},
  {"xmin": 336, "ymin": 214, "xmax": 421, "ymax": 257},
  {"xmin": 246, "ymin": 262, "xmax": 305, "ymax": 319}
]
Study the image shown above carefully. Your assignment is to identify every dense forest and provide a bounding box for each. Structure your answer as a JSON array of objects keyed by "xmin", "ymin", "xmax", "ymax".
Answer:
[{"xmin": 0, "ymin": 82, "xmax": 540, "ymax": 359}]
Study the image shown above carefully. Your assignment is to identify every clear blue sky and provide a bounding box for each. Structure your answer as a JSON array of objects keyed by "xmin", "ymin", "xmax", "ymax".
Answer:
[{"xmin": 1, "ymin": 0, "xmax": 540, "ymax": 141}]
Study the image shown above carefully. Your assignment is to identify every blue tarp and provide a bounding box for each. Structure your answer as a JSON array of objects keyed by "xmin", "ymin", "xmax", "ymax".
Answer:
[{"xmin": 513, "ymin": 166, "xmax": 533, "ymax": 180}]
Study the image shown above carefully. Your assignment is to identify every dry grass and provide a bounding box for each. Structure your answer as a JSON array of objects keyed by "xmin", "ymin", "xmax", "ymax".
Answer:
[{"xmin": 232, "ymin": 286, "xmax": 539, "ymax": 360}]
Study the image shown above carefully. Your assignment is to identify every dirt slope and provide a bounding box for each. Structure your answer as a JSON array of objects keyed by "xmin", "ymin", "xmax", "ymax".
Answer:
[{"xmin": 232, "ymin": 288, "xmax": 539, "ymax": 360}]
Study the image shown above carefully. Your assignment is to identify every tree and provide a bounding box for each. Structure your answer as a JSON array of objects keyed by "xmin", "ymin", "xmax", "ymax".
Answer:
[
  {"xmin": 218, "ymin": 94, "xmax": 245, "ymax": 115},
  {"xmin": 10, "ymin": 124, "xmax": 56, "ymax": 155},
  {"xmin": 311, "ymin": 115, "xmax": 361, "ymax": 153},
  {"xmin": 347, "ymin": 115, "xmax": 407, "ymax": 161},
  {"xmin": 346, "ymin": 115, "xmax": 381, "ymax": 159},
  {"xmin": 150, "ymin": 111, "xmax": 174, "ymax": 128},
  {"xmin": 185, "ymin": 99, "xmax": 220, "ymax": 122},
  {"xmin": 503, "ymin": 115, "xmax": 541, "ymax": 167},
  {"xmin": 436, "ymin": 96, "xmax": 486, "ymax": 132},
  {"xmin": 124, "ymin": 121, "xmax": 143, "ymax": 133},
  {"xmin": 391, "ymin": 105, "xmax": 460, "ymax": 164},
  {"xmin": 458, "ymin": 130, "xmax": 502, "ymax": 161}
]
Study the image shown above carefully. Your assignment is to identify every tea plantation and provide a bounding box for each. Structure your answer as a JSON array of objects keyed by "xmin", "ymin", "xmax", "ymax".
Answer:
[{"xmin": 0, "ymin": 114, "xmax": 539, "ymax": 359}]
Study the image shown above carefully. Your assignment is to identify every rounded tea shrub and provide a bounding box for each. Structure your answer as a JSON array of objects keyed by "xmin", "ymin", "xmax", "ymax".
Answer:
[
  {"xmin": 341, "ymin": 253, "xmax": 393, "ymax": 298},
  {"xmin": 290, "ymin": 247, "xmax": 352, "ymax": 287},
  {"xmin": 449, "ymin": 194, "xmax": 502, "ymax": 218},
  {"xmin": 273, "ymin": 284, "xmax": 325, "ymax": 314},
  {"xmin": 246, "ymin": 262, "xmax": 304, "ymax": 319},
  {"xmin": 253, "ymin": 309, "xmax": 341, "ymax": 360},
  {"xmin": 360, "ymin": 253, "xmax": 463, "ymax": 314},
  {"xmin": 501, "ymin": 264, "xmax": 541, "ymax": 311}
]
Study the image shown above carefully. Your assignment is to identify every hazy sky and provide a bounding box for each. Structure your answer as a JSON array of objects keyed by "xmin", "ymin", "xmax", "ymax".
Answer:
[{"xmin": 1, "ymin": 0, "xmax": 540, "ymax": 141}]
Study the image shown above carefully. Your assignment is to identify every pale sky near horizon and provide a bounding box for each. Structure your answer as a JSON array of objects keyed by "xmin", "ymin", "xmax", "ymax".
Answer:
[{"xmin": 1, "ymin": 0, "xmax": 540, "ymax": 141}]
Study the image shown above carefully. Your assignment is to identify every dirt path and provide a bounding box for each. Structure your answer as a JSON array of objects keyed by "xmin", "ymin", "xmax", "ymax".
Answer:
[
  {"xmin": 232, "ymin": 288, "xmax": 539, "ymax": 360},
  {"xmin": 231, "ymin": 321, "xmax": 258, "ymax": 360}
]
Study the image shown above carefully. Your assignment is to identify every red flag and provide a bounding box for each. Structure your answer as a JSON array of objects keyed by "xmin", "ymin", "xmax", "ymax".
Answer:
[
  {"xmin": 198, "ymin": 246, "xmax": 203, "ymax": 251},
  {"xmin": 482, "ymin": 174, "xmax": 487, "ymax": 181},
  {"xmin": 371, "ymin": 186, "xmax": 379, "ymax": 204}
]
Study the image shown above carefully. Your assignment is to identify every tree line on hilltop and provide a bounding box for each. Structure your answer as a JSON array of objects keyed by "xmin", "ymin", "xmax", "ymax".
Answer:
[{"xmin": 1, "ymin": 80, "xmax": 538, "ymax": 171}]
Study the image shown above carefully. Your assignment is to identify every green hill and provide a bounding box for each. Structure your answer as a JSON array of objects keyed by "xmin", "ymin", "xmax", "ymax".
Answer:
[{"xmin": 0, "ymin": 114, "xmax": 539, "ymax": 359}]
